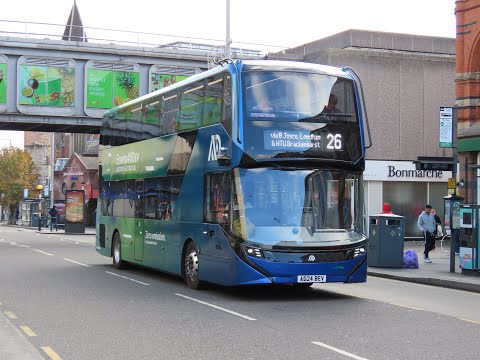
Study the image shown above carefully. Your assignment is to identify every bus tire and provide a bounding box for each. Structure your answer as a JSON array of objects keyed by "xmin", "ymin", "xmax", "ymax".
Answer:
[
  {"xmin": 184, "ymin": 241, "xmax": 201, "ymax": 289},
  {"xmin": 112, "ymin": 231, "xmax": 126, "ymax": 270}
]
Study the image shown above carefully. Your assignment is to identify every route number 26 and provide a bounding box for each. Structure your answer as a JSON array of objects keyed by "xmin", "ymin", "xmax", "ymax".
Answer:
[{"xmin": 326, "ymin": 134, "xmax": 342, "ymax": 150}]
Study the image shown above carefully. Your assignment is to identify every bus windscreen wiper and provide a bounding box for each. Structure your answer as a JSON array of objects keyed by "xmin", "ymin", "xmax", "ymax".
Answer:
[{"xmin": 299, "ymin": 113, "xmax": 353, "ymax": 122}]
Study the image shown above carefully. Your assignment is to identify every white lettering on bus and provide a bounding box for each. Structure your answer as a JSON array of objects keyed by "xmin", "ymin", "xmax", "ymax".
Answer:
[
  {"xmin": 116, "ymin": 152, "xmax": 140, "ymax": 165},
  {"xmin": 144, "ymin": 231, "xmax": 166, "ymax": 246},
  {"xmin": 208, "ymin": 135, "xmax": 222, "ymax": 161}
]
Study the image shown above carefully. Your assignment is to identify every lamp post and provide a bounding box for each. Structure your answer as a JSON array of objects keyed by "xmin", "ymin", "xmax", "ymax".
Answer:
[
  {"xmin": 226, "ymin": 0, "xmax": 231, "ymax": 58},
  {"xmin": 37, "ymin": 184, "xmax": 43, "ymax": 231},
  {"xmin": 50, "ymin": 132, "xmax": 55, "ymax": 210}
]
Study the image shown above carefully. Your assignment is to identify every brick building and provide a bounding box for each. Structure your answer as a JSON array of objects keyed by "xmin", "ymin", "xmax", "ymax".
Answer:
[
  {"xmin": 24, "ymin": 132, "xmax": 52, "ymax": 188},
  {"xmin": 456, "ymin": 0, "xmax": 480, "ymax": 201}
]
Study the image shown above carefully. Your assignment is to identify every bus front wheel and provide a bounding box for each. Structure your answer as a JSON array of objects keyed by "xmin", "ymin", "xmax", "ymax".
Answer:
[
  {"xmin": 112, "ymin": 232, "xmax": 126, "ymax": 269},
  {"xmin": 184, "ymin": 242, "xmax": 201, "ymax": 289}
]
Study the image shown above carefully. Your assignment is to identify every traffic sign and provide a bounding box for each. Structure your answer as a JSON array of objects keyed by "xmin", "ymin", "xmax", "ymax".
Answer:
[
  {"xmin": 448, "ymin": 178, "xmax": 455, "ymax": 189},
  {"xmin": 439, "ymin": 107, "xmax": 453, "ymax": 148}
]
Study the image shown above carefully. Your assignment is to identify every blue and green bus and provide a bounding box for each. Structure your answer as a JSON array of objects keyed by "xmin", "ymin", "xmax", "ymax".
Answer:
[{"xmin": 96, "ymin": 60, "xmax": 371, "ymax": 289}]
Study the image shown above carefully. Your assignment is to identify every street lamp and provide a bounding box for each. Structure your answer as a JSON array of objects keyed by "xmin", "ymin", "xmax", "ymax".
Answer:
[{"xmin": 37, "ymin": 184, "xmax": 43, "ymax": 231}]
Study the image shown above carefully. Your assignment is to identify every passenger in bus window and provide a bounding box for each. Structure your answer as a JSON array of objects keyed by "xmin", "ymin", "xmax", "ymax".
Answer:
[
  {"xmin": 252, "ymin": 97, "xmax": 273, "ymax": 111},
  {"xmin": 322, "ymin": 94, "xmax": 341, "ymax": 114},
  {"xmin": 158, "ymin": 201, "xmax": 168, "ymax": 220},
  {"xmin": 165, "ymin": 203, "xmax": 172, "ymax": 221}
]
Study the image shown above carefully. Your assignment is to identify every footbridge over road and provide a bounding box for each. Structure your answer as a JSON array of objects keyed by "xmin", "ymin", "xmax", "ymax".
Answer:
[{"xmin": 0, "ymin": 35, "xmax": 265, "ymax": 134}]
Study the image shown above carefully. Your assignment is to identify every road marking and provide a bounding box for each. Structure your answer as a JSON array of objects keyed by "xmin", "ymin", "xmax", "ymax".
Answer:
[
  {"xmin": 459, "ymin": 318, "xmax": 480, "ymax": 325},
  {"xmin": 175, "ymin": 293, "xmax": 257, "ymax": 321},
  {"xmin": 64, "ymin": 258, "xmax": 91, "ymax": 268},
  {"xmin": 20, "ymin": 326, "xmax": 37, "ymax": 337},
  {"xmin": 389, "ymin": 303, "xmax": 423, "ymax": 311},
  {"xmin": 17, "ymin": 244, "xmax": 30, "ymax": 248},
  {"xmin": 4, "ymin": 311, "xmax": 17, "ymax": 319},
  {"xmin": 33, "ymin": 249, "xmax": 54, "ymax": 256},
  {"xmin": 312, "ymin": 341, "xmax": 370, "ymax": 360},
  {"xmin": 41, "ymin": 346, "xmax": 62, "ymax": 360},
  {"xmin": 105, "ymin": 271, "xmax": 149, "ymax": 285}
]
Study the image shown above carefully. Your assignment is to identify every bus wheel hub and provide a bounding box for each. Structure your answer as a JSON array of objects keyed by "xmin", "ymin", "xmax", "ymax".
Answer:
[{"xmin": 185, "ymin": 250, "xmax": 198, "ymax": 279}]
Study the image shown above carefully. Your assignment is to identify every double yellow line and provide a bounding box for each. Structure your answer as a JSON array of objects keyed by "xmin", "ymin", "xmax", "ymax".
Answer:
[{"xmin": 2, "ymin": 308, "xmax": 62, "ymax": 360}]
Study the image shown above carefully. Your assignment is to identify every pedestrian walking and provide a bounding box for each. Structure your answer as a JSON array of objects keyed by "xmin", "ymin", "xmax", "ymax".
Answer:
[
  {"xmin": 418, "ymin": 204, "xmax": 436, "ymax": 263},
  {"xmin": 48, "ymin": 205, "xmax": 59, "ymax": 231}
]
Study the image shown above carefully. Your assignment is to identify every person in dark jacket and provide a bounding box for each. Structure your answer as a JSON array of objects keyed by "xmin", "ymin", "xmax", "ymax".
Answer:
[{"xmin": 48, "ymin": 206, "xmax": 58, "ymax": 231}]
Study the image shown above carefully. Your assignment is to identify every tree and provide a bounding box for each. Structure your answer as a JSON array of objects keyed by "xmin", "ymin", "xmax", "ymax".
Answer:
[{"xmin": 0, "ymin": 147, "xmax": 39, "ymax": 224}]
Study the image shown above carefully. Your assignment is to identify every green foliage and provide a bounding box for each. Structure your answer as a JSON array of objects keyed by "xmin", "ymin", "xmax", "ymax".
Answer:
[{"xmin": 0, "ymin": 147, "xmax": 39, "ymax": 214}]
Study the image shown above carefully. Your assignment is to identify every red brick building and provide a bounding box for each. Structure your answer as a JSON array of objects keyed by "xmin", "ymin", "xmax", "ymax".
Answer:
[{"xmin": 456, "ymin": 0, "xmax": 480, "ymax": 199}]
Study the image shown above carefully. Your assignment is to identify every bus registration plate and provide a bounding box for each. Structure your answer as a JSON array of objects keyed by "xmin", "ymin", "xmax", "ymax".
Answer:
[{"xmin": 297, "ymin": 275, "xmax": 326, "ymax": 283}]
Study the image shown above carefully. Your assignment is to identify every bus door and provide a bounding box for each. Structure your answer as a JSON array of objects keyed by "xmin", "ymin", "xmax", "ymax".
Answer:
[
  {"xmin": 134, "ymin": 180, "xmax": 144, "ymax": 262},
  {"xmin": 204, "ymin": 173, "xmax": 230, "ymax": 258}
]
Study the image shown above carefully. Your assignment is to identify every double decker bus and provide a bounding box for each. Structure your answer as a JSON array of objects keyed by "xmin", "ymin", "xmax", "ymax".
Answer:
[{"xmin": 96, "ymin": 60, "xmax": 372, "ymax": 289}]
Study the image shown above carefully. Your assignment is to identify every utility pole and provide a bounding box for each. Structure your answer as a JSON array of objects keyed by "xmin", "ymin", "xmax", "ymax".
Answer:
[
  {"xmin": 50, "ymin": 132, "xmax": 55, "ymax": 210},
  {"xmin": 226, "ymin": 0, "xmax": 231, "ymax": 58},
  {"xmin": 450, "ymin": 107, "xmax": 458, "ymax": 273}
]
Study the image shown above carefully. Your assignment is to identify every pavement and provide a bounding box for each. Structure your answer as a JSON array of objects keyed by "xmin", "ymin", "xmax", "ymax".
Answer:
[
  {"xmin": 1, "ymin": 224, "xmax": 480, "ymax": 359},
  {"xmin": 368, "ymin": 238, "xmax": 480, "ymax": 294}
]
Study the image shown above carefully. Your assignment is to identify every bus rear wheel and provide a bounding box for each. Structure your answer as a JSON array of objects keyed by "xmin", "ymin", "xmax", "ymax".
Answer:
[
  {"xmin": 184, "ymin": 242, "xmax": 201, "ymax": 289},
  {"xmin": 112, "ymin": 232, "xmax": 126, "ymax": 269}
]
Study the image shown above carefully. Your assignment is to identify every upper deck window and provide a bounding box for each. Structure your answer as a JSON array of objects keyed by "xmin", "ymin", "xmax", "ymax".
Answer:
[
  {"xmin": 241, "ymin": 70, "xmax": 362, "ymax": 163},
  {"xmin": 243, "ymin": 71, "xmax": 357, "ymax": 123}
]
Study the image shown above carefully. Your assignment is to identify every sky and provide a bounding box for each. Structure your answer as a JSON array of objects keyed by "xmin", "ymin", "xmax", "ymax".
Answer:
[{"xmin": 0, "ymin": 0, "xmax": 457, "ymax": 148}]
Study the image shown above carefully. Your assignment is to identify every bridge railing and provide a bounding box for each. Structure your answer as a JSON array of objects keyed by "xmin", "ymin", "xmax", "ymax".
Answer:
[{"xmin": 0, "ymin": 19, "xmax": 285, "ymax": 56}]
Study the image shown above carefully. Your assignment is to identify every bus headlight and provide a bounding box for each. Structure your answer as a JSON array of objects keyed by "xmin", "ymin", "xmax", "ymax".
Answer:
[
  {"xmin": 244, "ymin": 245, "xmax": 264, "ymax": 259},
  {"xmin": 353, "ymin": 246, "xmax": 366, "ymax": 258}
]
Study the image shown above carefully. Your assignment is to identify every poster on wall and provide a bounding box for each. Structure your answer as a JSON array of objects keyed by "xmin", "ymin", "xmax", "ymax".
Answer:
[
  {"xmin": 0, "ymin": 55, "xmax": 8, "ymax": 113},
  {"xmin": 86, "ymin": 69, "xmax": 139, "ymax": 109},
  {"xmin": 0, "ymin": 62, "xmax": 6, "ymax": 105},
  {"xmin": 18, "ymin": 65, "xmax": 75, "ymax": 107},
  {"xmin": 150, "ymin": 73, "xmax": 188, "ymax": 92}
]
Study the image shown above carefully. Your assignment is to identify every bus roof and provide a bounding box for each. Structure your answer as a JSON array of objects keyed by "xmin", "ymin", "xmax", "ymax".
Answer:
[
  {"xmin": 104, "ymin": 59, "xmax": 353, "ymax": 117},
  {"xmin": 240, "ymin": 60, "xmax": 350, "ymax": 78}
]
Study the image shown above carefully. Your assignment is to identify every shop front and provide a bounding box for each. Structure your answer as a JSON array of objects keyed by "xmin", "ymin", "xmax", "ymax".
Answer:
[{"xmin": 364, "ymin": 160, "xmax": 451, "ymax": 238}]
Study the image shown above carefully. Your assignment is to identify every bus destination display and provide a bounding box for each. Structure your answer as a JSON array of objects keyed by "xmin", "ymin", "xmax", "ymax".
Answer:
[{"xmin": 264, "ymin": 129, "xmax": 343, "ymax": 152}]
